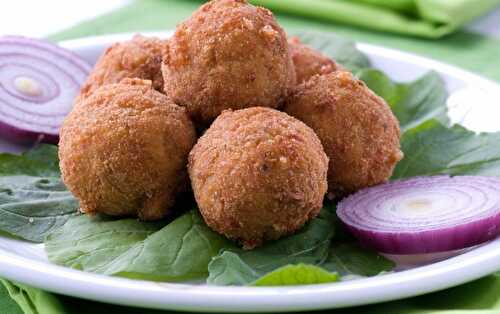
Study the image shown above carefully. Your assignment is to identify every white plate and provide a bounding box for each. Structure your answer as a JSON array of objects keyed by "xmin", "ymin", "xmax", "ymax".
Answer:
[{"xmin": 1, "ymin": 32, "xmax": 500, "ymax": 313}]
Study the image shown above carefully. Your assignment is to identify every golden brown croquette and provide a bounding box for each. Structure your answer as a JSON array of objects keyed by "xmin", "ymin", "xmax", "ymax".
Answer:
[
  {"xmin": 288, "ymin": 37, "xmax": 340, "ymax": 84},
  {"xmin": 188, "ymin": 107, "xmax": 328, "ymax": 249},
  {"xmin": 162, "ymin": 0, "xmax": 296, "ymax": 127},
  {"xmin": 79, "ymin": 35, "xmax": 166, "ymax": 99},
  {"xmin": 59, "ymin": 79, "xmax": 196, "ymax": 220},
  {"xmin": 285, "ymin": 71, "xmax": 403, "ymax": 197}
]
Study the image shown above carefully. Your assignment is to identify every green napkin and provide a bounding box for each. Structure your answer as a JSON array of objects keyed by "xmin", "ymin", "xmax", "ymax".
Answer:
[
  {"xmin": 3, "ymin": 0, "xmax": 500, "ymax": 313},
  {"xmin": 0, "ymin": 281, "xmax": 23, "ymax": 314},
  {"xmin": 0, "ymin": 280, "xmax": 168, "ymax": 314},
  {"xmin": 250, "ymin": 0, "xmax": 500, "ymax": 38},
  {"xmin": 0, "ymin": 280, "xmax": 62, "ymax": 314}
]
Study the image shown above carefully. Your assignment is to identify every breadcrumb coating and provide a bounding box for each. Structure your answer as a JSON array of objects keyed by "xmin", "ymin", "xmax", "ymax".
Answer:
[
  {"xmin": 288, "ymin": 37, "xmax": 340, "ymax": 84},
  {"xmin": 285, "ymin": 71, "xmax": 403, "ymax": 197},
  {"xmin": 189, "ymin": 107, "xmax": 328, "ymax": 249},
  {"xmin": 60, "ymin": 79, "xmax": 196, "ymax": 220},
  {"xmin": 79, "ymin": 35, "xmax": 167, "ymax": 99},
  {"xmin": 163, "ymin": 0, "xmax": 295, "ymax": 127}
]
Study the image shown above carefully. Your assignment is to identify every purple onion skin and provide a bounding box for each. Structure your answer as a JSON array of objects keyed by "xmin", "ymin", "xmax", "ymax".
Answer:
[
  {"xmin": 0, "ymin": 121, "xmax": 58, "ymax": 144},
  {"xmin": 0, "ymin": 36, "xmax": 91, "ymax": 145},
  {"xmin": 337, "ymin": 176, "xmax": 500, "ymax": 255},
  {"xmin": 344, "ymin": 216, "xmax": 500, "ymax": 254}
]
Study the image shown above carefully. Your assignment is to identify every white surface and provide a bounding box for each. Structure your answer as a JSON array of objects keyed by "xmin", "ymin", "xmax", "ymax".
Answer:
[
  {"xmin": 0, "ymin": 0, "xmax": 129, "ymax": 37},
  {"xmin": 0, "ymin": 32, "xmax": 500, "ymax": 312},
  {"xmin": 468, "ymin": 7, "xmax": 500, "ymax": 38}
]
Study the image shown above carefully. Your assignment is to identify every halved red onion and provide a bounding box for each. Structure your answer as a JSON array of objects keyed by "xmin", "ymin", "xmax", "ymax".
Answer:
[
  {"xmin": 0, "ymin": 36, "xmax": 91, "ymax": 143},
  {"xmin": 337, "ymin": 176, "xmax": 500, "ymax": 254}
]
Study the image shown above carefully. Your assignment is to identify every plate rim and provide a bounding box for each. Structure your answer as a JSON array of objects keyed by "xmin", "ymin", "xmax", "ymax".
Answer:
[{"xmin": 1, "ymin": 31, "xmax": 500, "ymax": 313}]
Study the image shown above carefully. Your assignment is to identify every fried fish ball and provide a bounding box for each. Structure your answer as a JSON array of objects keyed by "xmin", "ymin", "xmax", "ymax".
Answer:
[
  {"xmin": 188, "ymin": 107, "xmax": 328, "ymax": 249},
  {"xmin": 59, "ymin": 79, "xmax": 196, "ymax": 220},
  {"xmin": 288, "ymin": 37, "xmax": 340, "ymax": 85},
  {"xmin": 79, "ymin": 35, "xmax": 166, "ymax": 98},
  {"xmin": 285, "ymin": 71, "xmax": 403, "ymax": 197},
  {"xmin": 163, "ymin": 0, "xmax": 295, "ymax": 126}
]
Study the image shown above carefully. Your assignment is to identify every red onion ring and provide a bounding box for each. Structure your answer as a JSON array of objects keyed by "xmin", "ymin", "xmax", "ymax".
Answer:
[
  {"xmin": 0, "ymin": 36, "xmax": 91, "ymax": 144},
  {"xmin": 337, "ymin": 176, "xmax": 500, "ymax": 254}
]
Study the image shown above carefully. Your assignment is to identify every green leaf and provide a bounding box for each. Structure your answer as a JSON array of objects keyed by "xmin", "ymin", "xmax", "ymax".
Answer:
[
  {"xmin": 322, "ymin": 243, "xmax": 395, "ymax": 278},
  {"xmin": 207, "ymin": 209, "xmax": 335, "ymax": 285},
  {"xmin": 0, "ymin": 145, "xmax": 60, "ymax": 177},
  {"xmin": 393, "ymin": 120, "xmax": 500, "ymax": 179},
  {"xmin": 207, "ymin": 251, "xmax": 259, "ymax": 286},
  {"xmin": 45, "ymin": 215, "xmax": 161, "ymax": 272},
  {"xmin": 252, "ymin": 264, "xmax": 338, "ymax": 286},
  {"xmin": 0, "ymin": 176, "xmax": 78, "ymax": 242},
  {"xmin": 294, "ymin": 31, "xmax": 371, "ymax": 72},
  {"xmin": 357, "ymin": 69, "xmax": 448, "ymax": 132},
  {"xmin": 0, "ymin": 145, "xmax": 78, "ymax": 242},
  {"xmin": 45, "ymin": 210, "xmax": 232, "ymax": 282}
]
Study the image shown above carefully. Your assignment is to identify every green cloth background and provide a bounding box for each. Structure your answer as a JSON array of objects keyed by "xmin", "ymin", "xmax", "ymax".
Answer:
[
  {"xmin": 49, "ymin": 0, "xmax": 500, "ymax": 82},
  {"xmin": 4, "ymin": 0, "xmax": 500, "ymax": 313},
  {"xmin": 250, "ymin": 0, "xmax": 500, "ymax": 38}
]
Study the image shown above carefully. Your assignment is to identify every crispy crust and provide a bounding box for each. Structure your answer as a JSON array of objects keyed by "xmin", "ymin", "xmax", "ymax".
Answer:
[
  {"xmin": 188, "ymin": 107, "xmax": 328, "ymax": 249},
  {"xmin": 285, "ymin": 71, "xmax": 403, "ymax": 197},
  {"xmin": 288, "ymin": 37, "xmax": 340, "ymax": 84},
  {"xmin": 163, "ymin": 0, "xmax": 295, "ymax": 127},
  {"xmin": 79, "ymin": 35, "xmax": 167, "ymax": 99},
  {"xmin": 60, "ymin": 79, "xmax": 196, "ymax": 220}
]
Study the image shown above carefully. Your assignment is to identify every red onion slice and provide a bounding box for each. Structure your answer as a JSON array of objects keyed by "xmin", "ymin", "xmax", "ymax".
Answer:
[
  {"xmin": 0, "ymin": 36, "xmax": 91, "ymax": 143},
  {"xmin": 337, "ymin": 176, "xmax": 500, "ymax": 254}
]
